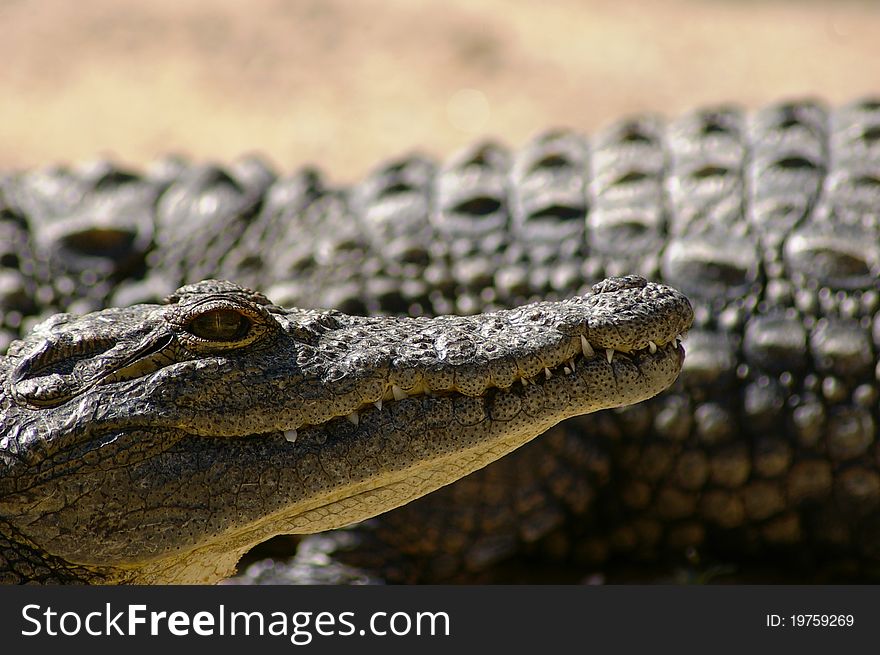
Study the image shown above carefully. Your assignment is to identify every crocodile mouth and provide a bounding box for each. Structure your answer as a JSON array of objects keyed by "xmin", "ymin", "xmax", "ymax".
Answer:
[
  {"xmin": 8, "ymin": 321, "xmax": 686, "ymax": 430},
  {"xmin": 278, "ymin": 331, "xmax": 687, "ymax": 444},
  {"xmin": 212, "ymin": 330, "xmax": 688, "ymax": 545}
]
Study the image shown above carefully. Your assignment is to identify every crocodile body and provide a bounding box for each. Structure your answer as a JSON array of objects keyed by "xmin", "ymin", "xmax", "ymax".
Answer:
[{"xmin": 1, "ymin": 97, "xmax": 879, "ymax": 582}]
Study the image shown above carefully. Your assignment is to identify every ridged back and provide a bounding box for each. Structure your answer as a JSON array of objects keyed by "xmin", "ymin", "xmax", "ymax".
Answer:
[{"xmin": 2, "ymin": 99, "xmax": 879, "ymax": 580}]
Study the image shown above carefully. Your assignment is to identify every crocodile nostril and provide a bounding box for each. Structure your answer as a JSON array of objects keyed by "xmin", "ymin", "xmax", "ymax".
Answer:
[{"xmin": 591, "ymin": 275, "xmax": 648, "ymax": 294}]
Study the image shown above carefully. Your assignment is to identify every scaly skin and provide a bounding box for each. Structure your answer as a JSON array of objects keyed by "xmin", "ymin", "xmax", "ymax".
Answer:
[
  {"xmin": 0, "ymin": 277, "xmax": 690, "ymax": 583},
  {"xmin": 0, "ymin": 97, "xmax": 878, "ymax": 582}
]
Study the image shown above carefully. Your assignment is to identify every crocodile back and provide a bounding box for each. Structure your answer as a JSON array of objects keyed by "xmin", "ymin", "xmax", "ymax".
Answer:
[{"xmin": 2, "ymin": 98, "xmax": 879, "ymax": 581}]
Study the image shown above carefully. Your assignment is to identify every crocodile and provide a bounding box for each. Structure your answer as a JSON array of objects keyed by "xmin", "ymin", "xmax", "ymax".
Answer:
[
  {"xmin": 0, "ymin": 97, "xmax": 878, "ymax": 583},
  {"xmin": 0, "ymin": 276, "xmax": 689, "ymax": 583}
]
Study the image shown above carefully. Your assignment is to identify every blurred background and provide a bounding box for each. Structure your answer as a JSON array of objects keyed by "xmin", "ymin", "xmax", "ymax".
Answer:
[{"xmin": 3, "ymin": 0, "xmax": 878, "ymax": 182}]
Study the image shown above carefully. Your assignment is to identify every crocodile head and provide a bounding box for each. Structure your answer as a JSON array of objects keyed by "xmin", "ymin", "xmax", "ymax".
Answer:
[{"xmin": 0, "ymin": 276, "xmax": 692, "ymax": 583}]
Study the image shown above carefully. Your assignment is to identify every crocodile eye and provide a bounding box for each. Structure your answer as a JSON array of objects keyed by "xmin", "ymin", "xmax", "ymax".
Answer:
[
  {"xmin": 187, "ymin": 309, "xmax": 251, "ymax": 341},
  {"xmin": 169, "ymin": 291, "xmax": 278, "ymax": 353}
]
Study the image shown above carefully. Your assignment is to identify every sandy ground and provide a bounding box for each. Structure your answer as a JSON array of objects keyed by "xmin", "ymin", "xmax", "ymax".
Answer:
[{"xmin": 3, "ymin": 0, "xmax": 879, "ymax": 183}]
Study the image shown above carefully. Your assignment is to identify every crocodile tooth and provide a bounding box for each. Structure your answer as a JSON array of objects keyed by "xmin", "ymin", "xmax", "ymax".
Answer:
[
  {"xmin": 569, "ymin": 358, "xmax": 576, "ymax": 372},
  {"xmin": 346, "ymin": 411, "xmax": 359, "ymax": 426},
  {"xmin": 284, "ymin": 429, "xmax": 298, "ymax": 443},
  {"xmin": 392, "ymin": 385, "xmax": 408, "ymax": 401},
  {"xmin": 563, "ymin": 366, "xmax": 572, "ymax": 375},
  {"xmin": 648, "ymin": 340, "xmax": 657, "ymax": 354},
  {"xmin": 606, "ymin": 348, "xmax": 614, "ymax": 363},
  {"xmin": 580, "ymin": 335, "xmax": 595, "ymax": 358},
  {"xmin": 520, "ymin": 377, "xmax": 529, "ymax": 386},
  {"xmin": 373, "ymin": 400, "xmax": 383, "ymax": 411},
  {"xmin": 544, "ymin": 367, "xmax": 552, "ymax": 379}
]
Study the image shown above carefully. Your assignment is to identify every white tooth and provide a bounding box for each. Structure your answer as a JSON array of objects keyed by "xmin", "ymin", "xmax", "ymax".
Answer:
[
  {"xmin": 284, "ymin": 429, "xmax": 298, "ymax": 443},
  {"xmin": 675, "ymin": 335, "xmax": 682, "ymax": 347},
  {"xmin": 648, "ymin": 340, "xmax": 657, "ymax": 354},
  {"xmin": 521, "ymin": 377, "xmax": 529, "ymax": 386},
  {"xmin": 346, "ymin": 411, "xmax": 359, "ymax": 426},
  {"xmin": 580, "ymin": 335, "xmax": 595, "ymax": 358},
  {"xmin": 544, "ymin": 367, "xmax": 552, "ymax": 379},
  {"xmin": 563, "ymin": 366, "xmax": 572, "ymax": 375},
  {"xmin": 569, "ymin": 358, "xmax": 576, "ymax": 372},
  {"xmin": 373, "ymin": 400, "xmax": 383, "ymax": 411},
  {"xmin": 392, "ymin": 385, "xmax": 408, "ymax": 401},
  {"xmin": 606, "ymin": 348, "xmax": 614, "ymax": 363}
]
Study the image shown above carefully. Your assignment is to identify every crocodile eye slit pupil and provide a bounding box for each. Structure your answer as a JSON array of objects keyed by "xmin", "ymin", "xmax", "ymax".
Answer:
[{"xmin": 188, "ymin": 309, "xmax": 250, "ymax": 341}]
